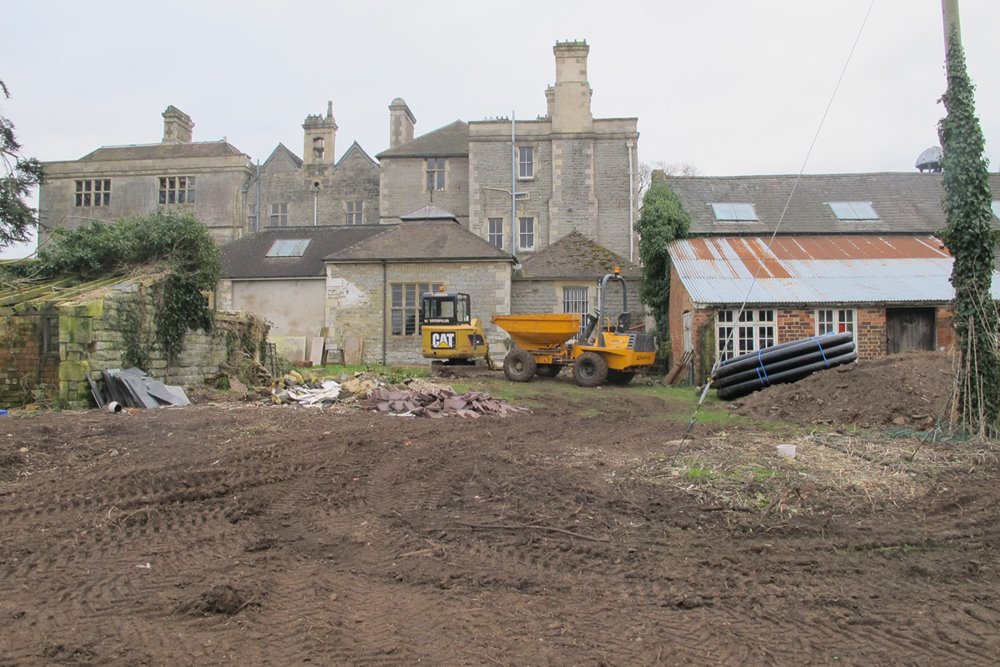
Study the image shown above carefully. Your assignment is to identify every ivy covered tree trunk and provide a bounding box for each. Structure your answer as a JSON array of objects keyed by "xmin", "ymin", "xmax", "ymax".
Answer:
[
  {"xmin": 636, "ymin": 175, "xmax": 690, "ymax": 343},
  {"xmin": 938, "ymin": 26, "xmax": 1000, "ymax": 436}
]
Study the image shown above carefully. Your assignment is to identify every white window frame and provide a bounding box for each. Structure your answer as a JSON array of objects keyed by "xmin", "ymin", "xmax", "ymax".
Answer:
[
  {"xmin": 518, "ymin": 146, "xmax": 534, "ymax": 180},
  {"xmin": 269, "ymin": 202, "xmax": 288, "ymax": 227},
  {"xmin": 716, "ymin": 309, "xmax": 776, "ymax": 361},
  {"xmin": 346, "ymin": 200, "xmax": 363, "ymax": 225},
  {"xmin": 562, "ymin": 286, "xmax": 589, "ymax": 314},
  {"xmin": 518, "ymin": 216, "xmax": 535, "ymax": 251},
  {"xmin": 426, "ymin": 158, "xmax": 445, "ymax": 191},
  {"xmin": 815, "ymin": 308, "xmax": 856, "ymax": 340},
  {"xmin": 488, "ymin": 217, "xmax": 504, "ymax": 249}
]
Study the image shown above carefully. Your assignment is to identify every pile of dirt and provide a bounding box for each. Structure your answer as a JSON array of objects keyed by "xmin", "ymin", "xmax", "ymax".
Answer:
[{"xmin": 729, "ymin": 351, "xmax": 954, "ymax": 428}]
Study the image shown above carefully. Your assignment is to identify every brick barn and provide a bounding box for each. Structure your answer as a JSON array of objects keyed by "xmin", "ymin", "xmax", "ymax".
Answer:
[{"xmin": 665, "ymin": 234, "xmax": 998, "ymax": 384}]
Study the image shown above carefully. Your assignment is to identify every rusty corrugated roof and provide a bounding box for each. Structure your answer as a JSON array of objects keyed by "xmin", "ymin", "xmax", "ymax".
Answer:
[{"xmin": 668, "ymin": 235, "xmax": 1000, "ymax": 305}]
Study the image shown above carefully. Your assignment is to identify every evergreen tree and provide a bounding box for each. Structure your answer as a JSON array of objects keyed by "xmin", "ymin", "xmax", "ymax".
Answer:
[
  {"xmin": 0, "ymin": 80, "xmax": 42, "ymax": 247},
  {"xmin": 937, "ymin": 26, "xmax": 1000, "ymax": 435},
  {"xmin": 636, "ymin": 175, "xmax": 690, "ymax": 342}
]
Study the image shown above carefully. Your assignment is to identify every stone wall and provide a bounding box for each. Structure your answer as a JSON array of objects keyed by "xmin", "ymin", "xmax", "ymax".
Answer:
[
  {"xmin": 325, "ymin": 260, "xmax": 511, "ymax": 365},
  {"xmin": 379, "ymin": 156, "xmax": 470, "ymax": 226}
]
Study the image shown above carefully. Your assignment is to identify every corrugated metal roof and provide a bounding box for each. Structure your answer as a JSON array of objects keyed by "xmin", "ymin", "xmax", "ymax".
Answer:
[{"xmin": 669, "ymin": 235, "xmax": 1000, "ymax": 305}]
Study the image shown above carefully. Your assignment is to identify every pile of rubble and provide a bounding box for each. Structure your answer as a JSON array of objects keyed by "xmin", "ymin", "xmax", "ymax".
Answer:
[
  {"xmin": 266, "ymin": 371, "xmax": 527, "ymax": 418},
  {"xmin": 362, "ymin": 387, "xmax": 528, "ymax": 418}
]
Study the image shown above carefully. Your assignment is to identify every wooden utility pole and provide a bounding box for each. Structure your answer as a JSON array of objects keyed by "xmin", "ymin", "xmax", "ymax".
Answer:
[{"xmin": 942, "ymin": 0, "xmax": 962, "ymax": 52}]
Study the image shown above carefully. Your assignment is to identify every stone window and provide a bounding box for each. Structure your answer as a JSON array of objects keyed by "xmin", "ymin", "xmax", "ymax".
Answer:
[
  {"xmin": 716, "ymin": 309, "xmax": 775, "ymax": 361},
  {"xmin": 518, "ymin": 146, "xmax": 534, "ymax": 179},
  {"xmin": 488, "ymin": 218, "xmax": 504, "ymax": 249},
  {"xmin": 41, "ymin": 314, "xmax": 59, "ymax": 356},
  {"xmin": 158, "ymin": 176, "xmax": 196, "ymax": 205},
  {"xmin": 391, "ymin": 282, "xmax": 443, "ymax": 336},
  {"xmin": 74, "ymin": 179, "xmax": 111, "ymax": 207},
  {"xmin": 563, "ymin": 286, "xmax": 589, "ymax": 314},
  {"xmin": 816, "ymin": 308, "xmax": 855, "ymax": 338},
  {"xmin": 426, "ymin": 158, "xmax": 445, "ymax": 191},
  {"xmin": 518, "ymin": 217, "xmax": 535, "ymax": 251},
  {"xmin": 346, "ymin": 201, "xmax": 363, "ymax": 225},
  {"xmin": 269, "ymin": 203, "xmax": 288, "ymax": 227}
]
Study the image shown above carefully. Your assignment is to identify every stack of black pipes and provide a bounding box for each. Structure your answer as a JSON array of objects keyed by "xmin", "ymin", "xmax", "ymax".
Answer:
[{"xmin": 713, "ymin": 332, "xmax": 857, "ymax": 400}]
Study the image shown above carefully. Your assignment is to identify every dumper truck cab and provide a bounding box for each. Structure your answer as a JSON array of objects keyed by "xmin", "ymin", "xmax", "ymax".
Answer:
[{"xmin": 419, "ymin": 291, "xmax": 491, "ymax": 366}]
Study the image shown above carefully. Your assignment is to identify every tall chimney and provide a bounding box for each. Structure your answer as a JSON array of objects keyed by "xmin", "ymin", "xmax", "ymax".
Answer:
[
  {"xmin": 389, "ymin": 98, "xmax": 416, "ymax": 149},
  {"xmin": 162, "ymin": 106, "xmax": 194, "ymax": 144},
  {"xmin": 551, "ymin": 41, "xmax": 593, "ymax": 133}
]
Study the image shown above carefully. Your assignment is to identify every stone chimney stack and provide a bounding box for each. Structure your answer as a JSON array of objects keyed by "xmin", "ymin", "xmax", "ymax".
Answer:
[
  {"xmin": 550, "ymin": 40, "xmax": 593, "ymax": 133},
  {"xmin": 161, "ymin": 106, "xmax": 194, "ymax": 144},
  {"xmin": 303, "ymin": 101, "xmax": 338, "ymax": 166},
  {"xmin": 389, "ymin": 98, "xmax": 416, "ymax": 149}
]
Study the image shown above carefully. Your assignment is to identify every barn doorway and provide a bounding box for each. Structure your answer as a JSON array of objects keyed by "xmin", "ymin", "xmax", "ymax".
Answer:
[{"xmin": 886, "ymin": 308, "xmax": 935, "ymax": 354}]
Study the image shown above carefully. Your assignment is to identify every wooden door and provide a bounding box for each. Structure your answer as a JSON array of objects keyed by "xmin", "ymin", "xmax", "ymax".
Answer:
[{"xmin": 886, "ymin": 308, "xmax": 935, "ymax": 354}]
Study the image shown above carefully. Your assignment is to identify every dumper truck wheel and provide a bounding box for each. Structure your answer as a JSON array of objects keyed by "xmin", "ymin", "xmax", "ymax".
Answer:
[
  {"xmin": 573, "ymin": 352, "xmax": 608, "ymax": 387},
  {"xmin": 606, "ymin": 370, "xmax": 635, "ymax": 385},
  {"xmin": 536, "ymin": 364, "xmax": 561, "ymax": 378},
  {"xmin": 503, "ymin": 349, "xmax": 537, "ymax": 382}
]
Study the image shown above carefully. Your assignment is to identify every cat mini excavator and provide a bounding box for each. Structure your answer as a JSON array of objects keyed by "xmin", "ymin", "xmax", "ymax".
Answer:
[{"xmin": 419, "ymin": 290, "xmax": 493, "ymax": 369}]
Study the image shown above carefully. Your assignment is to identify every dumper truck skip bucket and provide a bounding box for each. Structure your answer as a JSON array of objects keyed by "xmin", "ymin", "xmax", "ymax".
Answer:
[{"xmin": 491, "ymin": 313, "xmax": 581, "ymax": 351}]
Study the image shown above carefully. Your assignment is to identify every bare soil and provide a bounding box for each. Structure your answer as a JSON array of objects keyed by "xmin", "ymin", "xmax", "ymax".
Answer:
[{"xmin": 2, "ymin": 358, "xmax": 998, "ymax": 666}]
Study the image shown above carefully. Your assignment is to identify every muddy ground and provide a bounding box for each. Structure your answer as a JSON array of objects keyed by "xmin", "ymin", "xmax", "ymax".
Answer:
[{"xmin": 2, "ymin": 355, "xmax": 999, "ymax": 666}]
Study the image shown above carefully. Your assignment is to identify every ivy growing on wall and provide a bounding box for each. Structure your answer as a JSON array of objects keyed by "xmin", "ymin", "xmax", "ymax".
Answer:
[
  {"xmin": 636, "ymin": 175, "xmax": 690, "ymax": 343},
  {"xmin": 937, "ymin": 26, "xmax": 1000, "ymax": 436},
  {"xmin": 27, "ymin": 210, "xmax": 220, "ymax": 363}
]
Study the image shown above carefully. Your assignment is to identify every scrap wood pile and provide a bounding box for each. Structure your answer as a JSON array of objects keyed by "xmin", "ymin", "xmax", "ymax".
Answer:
[
  {"xmin": 265, "ymin": 371, "xmax": 527, "ymax": 417},
  {"xmin": 362, "ymin": 387, "xmax": 528, "ymax": 418}
]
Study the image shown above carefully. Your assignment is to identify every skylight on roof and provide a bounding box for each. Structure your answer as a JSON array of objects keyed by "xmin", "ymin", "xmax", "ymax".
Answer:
[
  {"xmin": 710, "ymin": 203, "xmax": 759, "ymax": 222},
  {"xmin": 266, "ymin": 239, "xmax": 311, "ymax": 257},
  {"xmin": 991, "ymin": 200, "xmax": 1000, "ymax": 219},
  {"xmin": 829, "ymin": 201, "xmax": 879, "ymax": 221}
]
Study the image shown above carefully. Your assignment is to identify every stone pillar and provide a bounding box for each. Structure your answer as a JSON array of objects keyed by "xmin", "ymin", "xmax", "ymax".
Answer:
[{"xmin": 303, "ymin": 101, "xmax": 338, "ymax": 166}]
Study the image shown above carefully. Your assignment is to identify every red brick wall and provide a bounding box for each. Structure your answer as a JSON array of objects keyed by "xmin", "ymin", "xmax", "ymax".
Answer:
[
  {"xmin": 0, "ymin": 315, "xmax": 60, "ymax": 406},
  {"xmin": 936, "ymin": 306, "xmax": 954, "ymax": 351},
  {"xmin": 856, "ymin": 308, "xmax": 887, "ymax": 359}
]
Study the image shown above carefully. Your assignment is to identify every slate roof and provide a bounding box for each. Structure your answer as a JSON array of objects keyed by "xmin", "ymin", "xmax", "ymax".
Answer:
[
  {"xmin": 324, "ymin": 221, "xmax": 512, "ymax": 264},
  {"xmin": 516, "ymin": 231, "xmax": 640, "ymax": 280},
  {"xmin": 80, "ymin": 141, "xmax": 248, "ymax": 162},
  {"xmin": 669, "ymin": 234, "xmax": 1000, "ymax": 305},
  {"xmin": 376, "ymin": 120, "xmax": 469, "ymax": 159},
  {"xmin": 221, "ymin": 226, "xmax": 389, "ymax": 279},
  {"xmin": 399, "ymin": 204, "xmax": 459, "ymax": 222},
  {"xmin": 667, "ymin": 172, "xmax": 1000, "ymax": 236}
]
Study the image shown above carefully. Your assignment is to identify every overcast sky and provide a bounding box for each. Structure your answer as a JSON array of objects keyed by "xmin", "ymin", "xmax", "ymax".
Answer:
[{"xmin": 3, "ymin": 0, "xmax": 998, "ymax": 258}]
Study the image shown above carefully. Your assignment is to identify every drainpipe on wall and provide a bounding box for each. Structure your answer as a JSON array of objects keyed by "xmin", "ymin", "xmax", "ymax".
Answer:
[
  {"xmin": 381, "ymin": 260, "xmax": 388, "ymax": 365},
  {"xmin": 511, "ymin": 112, "xmax": 517, "ymax": 258},
  {"xmin": 626, "ymin": 140, "xmax": 635, "ymax": 263}
]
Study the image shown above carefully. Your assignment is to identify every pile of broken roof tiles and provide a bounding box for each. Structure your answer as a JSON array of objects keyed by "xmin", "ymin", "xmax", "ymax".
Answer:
[{"xmin": 362, "ymin": 387, "xmax": 528, "ymax": 418}]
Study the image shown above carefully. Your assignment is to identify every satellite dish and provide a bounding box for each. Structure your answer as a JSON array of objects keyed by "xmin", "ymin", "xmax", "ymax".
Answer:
[{"xmin": 916, "ymin": 146, "xmax": 943, "ymax": 172}]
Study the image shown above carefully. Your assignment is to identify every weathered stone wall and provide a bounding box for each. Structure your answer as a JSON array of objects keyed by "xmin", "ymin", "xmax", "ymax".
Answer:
[
  {"xmin": 378, "ymin": 156, "xmax": 470, "ymax": 226},
  {"xmin": 325, "ymin": 260, "xmax": 511, "ymax": 365},
  {"xmin": 251, "ymin": 148, "xmax": 380, "ymax": 229},
  {"xmin": 511, "ymin": 278, "xmax": 640, "ymax": 318},
  {"xmin": 38, "ymin": 155, "xmax": 252, "ymax": 247}
]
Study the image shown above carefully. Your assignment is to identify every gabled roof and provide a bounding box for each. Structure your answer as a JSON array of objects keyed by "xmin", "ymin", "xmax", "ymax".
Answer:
[
  {"xmin": 376, "ymin": 120, "xmax": 469, "ymax": 159},
  {"xmin": 516, "ymin": 231, "xmax": 640, "ymax": 280},
  {"xmin": 221, "ymin": 226, "xmax": 388, "ymax": 279},
  {"xmin": 324, "ymin": 220, "xmax": 512, "ymax": 264},
  {"xmin": 399, "ymin": 204, "xmax": 459, "ymax": 222},
  {"xmin": 668, "ymin": 234, "xmax": 1000, "ymax": 305},
  {"xmin": 334, "ymin": 141, "xmax": 380, "ymax": 171},
  {"xmin": 79, "ymin": 141, "xmax": 248, "ymax": 162},
  {"xmin": 667, "ymin": 172, "xmax": 1000, "ymax": 236},
  {"xmin": 262, "ymin": 143, "xmax": 303, "ymax": 170}
]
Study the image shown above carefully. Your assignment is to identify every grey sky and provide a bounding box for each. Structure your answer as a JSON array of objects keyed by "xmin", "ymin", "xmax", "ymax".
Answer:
[{"xmin": 3, "ymin": 0, "xmax": 998, "ymax": 258}]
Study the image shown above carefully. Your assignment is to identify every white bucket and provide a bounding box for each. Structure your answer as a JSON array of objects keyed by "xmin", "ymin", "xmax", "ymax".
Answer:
[{"xmin": 776, "ymin": 444, "xmax": 796, "ymax": 459}]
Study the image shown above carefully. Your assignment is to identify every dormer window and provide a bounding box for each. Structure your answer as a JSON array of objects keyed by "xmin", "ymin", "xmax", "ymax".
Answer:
[
  {"xmin": 710, "ymin": 203, "xmax": 758, "ymax": 222},
  {"xmin": 829, "ymin": 201, "xmax": 879, "ymax": 220}
]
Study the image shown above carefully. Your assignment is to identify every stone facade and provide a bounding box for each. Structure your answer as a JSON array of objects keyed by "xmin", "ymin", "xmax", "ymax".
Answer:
[
  {"xmin": 324, "ymin": 259, "xmax": 511, "ymax": 366},
  {"xmin": 378, "ymin": 154, "xmax": 470, "ymax": 228}
]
